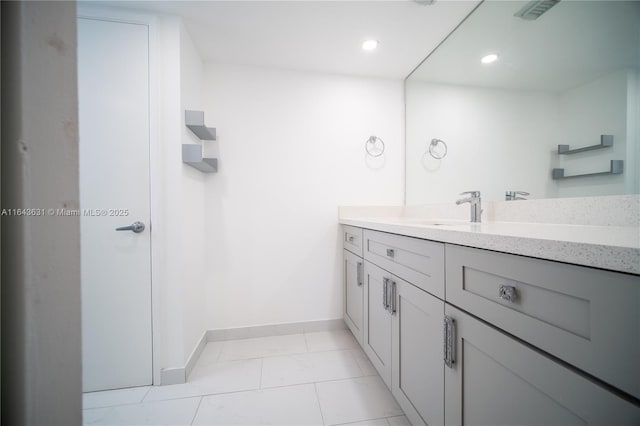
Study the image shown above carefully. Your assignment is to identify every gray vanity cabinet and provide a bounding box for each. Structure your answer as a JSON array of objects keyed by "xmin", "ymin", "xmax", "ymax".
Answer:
[
  {"xmin": 391, "ymin": 275, "xmax": 444, "ymax": 426},
  {"xmin": 344, "ymin": 225, "xmax": 639, "ymax": 426},
  {"xmin": 362, "ymin": 228, "xmax": 446, "ymax": 424},
  {"xmin": 343, "ymin": 225, "xmax": 364, "ymax": 345},
  {"xmin": 444, "ymin": 304, "xmax": 640, "ymax": 425},
  {"xmin": 363, "ymin": 260, "xmax": 393, "ymax": 387},
  {"xmin": 445, "ymin": 244, "xmax": 640, "ymax": 399},
  {"xmin": 343, "ymin": 249, "xmax": 363, "ymax": 345}
]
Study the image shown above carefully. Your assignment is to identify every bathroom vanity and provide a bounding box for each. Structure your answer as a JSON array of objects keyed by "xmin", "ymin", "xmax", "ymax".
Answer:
[{"xmin": 341, "ymin": 215, "xmax": 640, "ymax": 425}]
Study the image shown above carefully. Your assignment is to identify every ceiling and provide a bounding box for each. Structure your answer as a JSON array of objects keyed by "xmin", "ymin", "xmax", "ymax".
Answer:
[
  {"xmin": 408, "ymin": 0, "xmax": 640, "ymax": 92},
  {"xmin": 98, "ymin": 0, "xmax": 480, "ymax": 79}
]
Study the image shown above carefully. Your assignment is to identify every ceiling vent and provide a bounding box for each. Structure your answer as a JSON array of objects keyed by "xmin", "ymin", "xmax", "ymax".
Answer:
[{"xmin": 514, "ymin": 0, "xmax": 560, "ymax": 20}]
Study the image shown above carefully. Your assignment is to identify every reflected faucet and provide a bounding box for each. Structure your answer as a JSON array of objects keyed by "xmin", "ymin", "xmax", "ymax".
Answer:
[
  {"xmin": 456, "ymin": 191, "xmax": 482, "ymax": 223},
  {"xmin": 505, "ymin": 191, "xmax": 529, "ymax": 201}
]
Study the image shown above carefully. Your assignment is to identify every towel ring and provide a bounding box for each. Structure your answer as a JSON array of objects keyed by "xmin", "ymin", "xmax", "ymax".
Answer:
[
  {"xmin": 365, "ymin": 136, "xmax": 385, "ymax": 157},
  {"xmin": 428, "ymin": 138, "xmax": 447, "ymax": 159}
]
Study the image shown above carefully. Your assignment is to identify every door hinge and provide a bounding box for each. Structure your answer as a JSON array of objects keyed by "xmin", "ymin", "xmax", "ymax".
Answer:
[{"xmin": 444, "ymin": 316, "xmax": 456, "ymax": 368}]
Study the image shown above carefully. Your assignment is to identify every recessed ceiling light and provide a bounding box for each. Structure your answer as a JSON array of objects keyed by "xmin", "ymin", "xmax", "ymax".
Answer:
[
  {"xmin": 362, "ymin": 40, "xmax": 379, "ymax": 51},
  {"xmin": 481, "ymin": 53, "xmax": 499, "ymax": 64}
]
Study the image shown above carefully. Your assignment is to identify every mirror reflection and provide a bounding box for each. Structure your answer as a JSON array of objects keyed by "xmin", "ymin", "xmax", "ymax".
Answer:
[{"xmin": 405, "ymin": 0, "xmax": 640, "ymax": 204}]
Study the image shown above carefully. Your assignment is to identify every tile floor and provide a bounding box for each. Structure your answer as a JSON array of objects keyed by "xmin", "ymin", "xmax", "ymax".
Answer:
[{"xmin": 83, "ymin": 329, "xmax": 408, "ymax": 426}]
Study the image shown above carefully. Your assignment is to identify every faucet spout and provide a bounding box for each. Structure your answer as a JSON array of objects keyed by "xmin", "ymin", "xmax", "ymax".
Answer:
[{"xmin": 456, "ymin": 191, "xmax": 482, "ymax": 223}]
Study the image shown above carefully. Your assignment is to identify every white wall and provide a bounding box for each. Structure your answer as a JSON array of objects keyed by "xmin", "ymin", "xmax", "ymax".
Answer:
[
  {"xmin": 406, "ymin": 69, "xmax": 637, "ymax": 204},
  {"xmin": 203, "ymin": 64, "xmax": 404, "ymax": 330},
  {"xmin": 1, "ymin": 1, "xmax": 81, "ymax": 422},
  {"xmin": 405, "ymin": 82, "xmax": 558, "ymax": 204},
  {"xmin": 154, "ymin": 17, "xmax": 208, "ymax": 375},
  {"xmin": 555, "ymin": 70, "xmax": 629, "ymax": 198},
  {"xmin": 178, "ymin": 23, "xmax": 207, "ymax": 363}
]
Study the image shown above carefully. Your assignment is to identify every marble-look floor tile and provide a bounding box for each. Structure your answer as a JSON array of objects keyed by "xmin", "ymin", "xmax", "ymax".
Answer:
[
  {"xmin": 83, "ymin": 386, "xmax": 150, "ymax": 409},
  {"xmin": 218, "ymin": 333, "xmax": 308, "ymax": 361},
  {"xmin": 83, "ymin": 397, "xmax": 200, "ymax": 425},
  {"xmin": 305, "ymin": 329, "xmax": 359, "ymax": 353},
  {"xmin": 316, "ymin": 376, "xmax": 403, "ymax": 425},
  {"xmin": 144, "ymin": 359, "xmax": 261, "ymax": 402},
  {"xmin": 261, "ymin": 349, "xmax": 363, "ymax": 388},
  {"xmin": 192, "ymin": 383, "xmax": 323, "ymax": 425},
  {"xmin": 386, "ymin": 415, "xmax": 411, "ymax": 426},
  {"xmin": 350, "ymin": 348, "xmax": 378, "ymax": 376},
  {"xmin": 336, "ymin": 418, "xmax": 390, "ymax": 426}
]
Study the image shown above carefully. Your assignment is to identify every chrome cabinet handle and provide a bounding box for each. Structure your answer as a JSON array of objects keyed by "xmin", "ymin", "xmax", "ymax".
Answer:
[
  {"xmin": 356, "ymin": 262, "xmax": 363, "ymax": 287},
  {"xmin": 391, "ymin": 281, "xmax": 397, "ymax": 315},
  {"xmin": 444, "ymin": 316, "xmax": 456, "ymax": 368},
  {"xmin": 386, "ymin": 248, "xmax": 395, "ymax": 258},
  {"xmin": 498, "ymin": 285, "xmax": 517, "ymax": 302},
  {"xmin": 116, "ymin": 221, "xmax": 145, "ymax": 233},
  {"xmin": 348, "ymin": 235, "xmax": 355, "ymax": 243},
  {"xmin": 383, "ymin": 277, "xmax": 388, "ymax": 309}
]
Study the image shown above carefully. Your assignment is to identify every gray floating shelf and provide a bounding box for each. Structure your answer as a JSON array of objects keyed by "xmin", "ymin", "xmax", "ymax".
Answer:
[
  {"xmin": 182, "ymin": 144, "xmax": 218, "ymax": 173},
  {"xmin": 552, "ymin": 160, "xmax": 623, "ymax": 180},
  {"xmin": 185, "ymin": 110, "xmax": 216, "ymax": 140},
  {"xmin": 558, "ymin": 134, "xmax": 613, "ymax": 154}
]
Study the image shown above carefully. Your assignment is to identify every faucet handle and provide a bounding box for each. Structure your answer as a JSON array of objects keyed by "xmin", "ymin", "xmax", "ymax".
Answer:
[{"xmin": 459, "ymin": 191, "xmax": 481, "ymax": 197}]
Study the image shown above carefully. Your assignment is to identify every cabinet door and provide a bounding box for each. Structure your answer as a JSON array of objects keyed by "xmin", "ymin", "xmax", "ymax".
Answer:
[
  {"xmin": 344, "ymin": 249, "xmax": 364, "ymax": 345},
  {"xmin": 363, "ymin": 260, "xmax": 392, "ymax": 387},
  {"xmin": 444, "ymin": 305, "xmax": 640, "ymax": 426},
  {"xmin": 392, "ymin": 277, "xmax": 444, "ymax": 426}
]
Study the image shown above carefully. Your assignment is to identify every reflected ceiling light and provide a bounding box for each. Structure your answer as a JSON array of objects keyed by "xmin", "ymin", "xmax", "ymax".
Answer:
[
  {"xmin": 481, "ymin": 53, "xmax": 499, "ymax": 64},
  {"xmin": 362, "ymin": 40, "xmax": 379, "ymax": 51}
]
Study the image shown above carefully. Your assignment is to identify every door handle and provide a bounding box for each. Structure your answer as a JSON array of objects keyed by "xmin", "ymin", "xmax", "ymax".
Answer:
[
  {"xmin": 356, "ymin": 262, "xmax": 363, "ymax": 286},
  {"xmin": 383, "ymin": 277, "xmax": 389, "ymax": 310},
  {"xmin": 116, "ymin": 221, "xmax": 145, "ymax": 233}
]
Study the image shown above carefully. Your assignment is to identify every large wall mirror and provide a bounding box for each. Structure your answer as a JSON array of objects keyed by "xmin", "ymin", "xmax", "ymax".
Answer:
[{"xmin": 405, "ymin": 0, "xmax": 640, "ymax": 204}]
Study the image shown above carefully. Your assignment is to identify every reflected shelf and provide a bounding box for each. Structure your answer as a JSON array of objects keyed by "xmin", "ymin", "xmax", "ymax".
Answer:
[{"xmin": 552, "ymin": 160, "xmax": 623, "ymax": 180}]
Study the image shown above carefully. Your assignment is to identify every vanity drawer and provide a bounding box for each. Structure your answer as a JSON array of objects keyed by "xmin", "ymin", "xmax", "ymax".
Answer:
[
  {"xmin": 364, "ymin": 229, "xmax": 444, "ymax": 299},
  {"xmin": 445, "ymin": 243, "xmax": 640, "ymax": 399},
  {"xmin": 343, "ymin": 225, "xmax": 363, "ymax": 257}
]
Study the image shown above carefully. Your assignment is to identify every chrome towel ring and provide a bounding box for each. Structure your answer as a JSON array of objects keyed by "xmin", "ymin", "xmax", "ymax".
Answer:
[
  {"xmin": 365, "ymin": 136, "xmax": 385, "ymax": 157},
  {"xmin": 428, "ymin": 138, "xmax": 447, "ymax": 159}
]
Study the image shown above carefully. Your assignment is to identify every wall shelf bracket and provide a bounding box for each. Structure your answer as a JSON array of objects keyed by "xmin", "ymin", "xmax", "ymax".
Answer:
[
  {"xmin": 552, "ymin": 160, "xmax": 623, "ymax": 180},
  {"xmin": 558, "ymin": 134, "xmax": 613, "ymax": 155},
  {"xmin": 185, "ymin": 110, "xmax": 216, "ymax": 140},
  {"xmin": 182, "ymin": 144, "xmax": 218, "ymax": 173}
]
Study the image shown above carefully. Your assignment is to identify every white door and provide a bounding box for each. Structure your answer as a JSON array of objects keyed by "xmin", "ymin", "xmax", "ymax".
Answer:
[{"xmin": 78, "ymin": 17, "xmax": 152, "ymax": 392}]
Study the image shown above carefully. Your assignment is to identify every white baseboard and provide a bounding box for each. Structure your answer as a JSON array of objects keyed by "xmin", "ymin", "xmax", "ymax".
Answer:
[
  {"xmin": 159, "ymin": 318, "xmax": 345, "ymax": 385},
  {"xmin": 207, "ymin": 318, "xmax": 346, "ymax": 342},
  {"xmin": 159, "ymin": 367, "xmax": 185, "ymax": 386}
]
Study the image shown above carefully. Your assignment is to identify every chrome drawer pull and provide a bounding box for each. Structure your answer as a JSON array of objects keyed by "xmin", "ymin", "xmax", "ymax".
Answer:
[
  {"xmin": 499, "ymin": 284, "xmax": 517, "ymax": 303},
  {"xmin": 348, "ymin": 235, "xmax": 355, "ymax": 243},
  {"xmin": 383, "ymin": 277, "xmax": 389, "ymax": 309},
  {"xmin": 386, "ymin": 248, "xmax": 395, "ymax": 258},
  {"xmin": 391, "ymin": 281, "xmax": 397, "ymax": 315},
  {"xmin": 356, "ymin": 262, "xmax": 363, "ymax": 287},
  {"xmin": 444, "ymin": 316, "xmax": 456, "ymax": 368}
]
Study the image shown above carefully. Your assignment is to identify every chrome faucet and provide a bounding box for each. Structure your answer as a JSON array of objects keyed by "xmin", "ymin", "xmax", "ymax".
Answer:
[
  {"xmin": 505, "ymin": 191, "xmax": 529, "ymax": 201},
  {"xmin": 456, "ymin": 191, "xmax": 482, "ymax": 223}
]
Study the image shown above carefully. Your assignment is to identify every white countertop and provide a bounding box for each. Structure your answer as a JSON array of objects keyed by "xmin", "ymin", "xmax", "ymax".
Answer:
[{"xmin": 339, "ymin": 216, "xmax": 640, "ymax": 275}]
